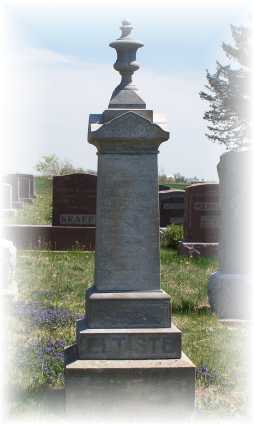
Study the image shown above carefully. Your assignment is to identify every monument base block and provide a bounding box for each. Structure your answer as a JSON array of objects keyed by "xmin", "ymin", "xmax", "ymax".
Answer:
[
  {"xmin": 86, "ymin": 288, "xmax": 171, "ymax": 328},
  {"xmin": 208, "ymin": 271, "xmax": 252, "ymax": 319},
  {"xmin": 178, "ymin": 242, "xmax": 218, "ymax": 257},
  {"xmin": 76, "ymin": 319, "xmax": 181, "ymax": 360},
  {"xmin": 65, "ymin": 353, "xmax": 195, "ymax": 422}
]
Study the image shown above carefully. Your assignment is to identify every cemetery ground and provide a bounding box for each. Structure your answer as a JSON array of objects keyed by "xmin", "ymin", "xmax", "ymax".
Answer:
[{"xmin": 5, "ymin": 177, "xmax": 249, "ymax": 420}]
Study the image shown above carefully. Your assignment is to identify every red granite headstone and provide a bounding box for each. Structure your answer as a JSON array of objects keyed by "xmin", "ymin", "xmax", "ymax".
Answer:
[
  {"xmin": 184, "ymin": 183, "xmax": 219, "ymax": 243},
  {"xmin": 52, "ymin": 173, "xmax": 97, "ymax": 226},
  {"xmin": 159, "ymin": 190, "xmax": 185, "ymax": 227}
]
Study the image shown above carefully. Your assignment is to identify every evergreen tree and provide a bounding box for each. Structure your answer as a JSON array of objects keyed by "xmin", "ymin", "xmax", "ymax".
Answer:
[{"xmin": 200, "ymin": 25, "xmax": 251, "ymax": 150}]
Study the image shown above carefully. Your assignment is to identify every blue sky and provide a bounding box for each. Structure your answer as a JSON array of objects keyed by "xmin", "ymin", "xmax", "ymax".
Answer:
[{"xmin": 2, "ymin": 0, "xmax": 252, "ymax": 180}]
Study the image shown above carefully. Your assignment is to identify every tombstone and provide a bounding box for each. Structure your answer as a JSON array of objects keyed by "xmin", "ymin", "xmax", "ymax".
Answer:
[
  {"xmin": 0, "ymin": 239, "xmax": 18, "ymax": 301},
  {"xmin": 28, "ymin": 174, "xmax": 36, "ymax": 199},
  {"xmin": 52, "ymin": 173, "xmax": 97, "ymax": 226},
  {"xmin": 18, "ymin": 174, "xmax": 34, "ymax": 203},
  {"xmin": 159, "ymin": 189, "xmax": 185, "ymax": 227},
  {"xmin": 2, "ymin": 175, "xmax": 24, "ymax": 209},
  {"xmin": 208, "ymin": 150, "xmax": 252, "ymax": 319},
  {"xmin": 64, "ymin": 21, "xmax": 195, "ymax": 422},
  {"xmin": 179, "ymin": 183, "xmax": 219, "ymax": 256},
  {"xmin": 0, "ymin": 183, "xmax": 15, "ymax": 216},
  {"xmin": 2, "ymin": 174, "xmax": 35, "ymax": 207}
]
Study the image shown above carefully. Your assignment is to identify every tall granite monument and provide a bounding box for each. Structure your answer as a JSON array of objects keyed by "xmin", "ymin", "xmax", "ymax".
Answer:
[
  {"xmin": 208, "ymin": 150, "xmax": 252, "ymax": 318},
  {"xmin": 65, "ymin": 21, "xmax": 195, "ymax": 422}
]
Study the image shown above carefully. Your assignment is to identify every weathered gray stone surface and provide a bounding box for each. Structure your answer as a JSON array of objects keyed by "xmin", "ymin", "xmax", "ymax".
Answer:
[
  {"xmin": 217, "ymin": 150, "xmax": 252, "ymax": 274},
  {"xmin": 208, "ymin": 271, "xmax": 251, "ymax": 319},
  {"xmin": 103, "ymin": 108, "xmax": 153, "ymax": 122},
  {"xmin": 108, "ymin": 20, "xmax": 146, "ymax": 110},
  {"xmin": 86, "ymin": 289, "xmax": 171, "ymax": 328},
  {"xmin": 88, "ymin": 111, "xmax": 169, "ymax": 152},
  {"xmin": 0, "ymin": 183, "xmax": 15, "ymax": 217},
  {"xmin": 76, "ymin": 319, "xmax": 181, "ymax": 360},
  {"xmin": 65, "ymin": 20, "xmax": 195, "ymax": 418},
  {"xmin": 65, "ymin": 353, "xmax": 195, "ymax": 422},
  {"xmin": 94, "ymin": 152, "xmax": 161, "ymax": 291},
  {"xmin": 2, "ymin": 174, "xmax": 36, "ymax": 208},
  {"xmin": 208, "ymin": 149, "xmax": 253, "ymax": 319}
]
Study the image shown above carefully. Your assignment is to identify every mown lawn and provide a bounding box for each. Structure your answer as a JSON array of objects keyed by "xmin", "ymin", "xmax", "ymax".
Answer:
[{"xmin": 5, "ymin": 249, "xmax": 249, "ymax": 421}]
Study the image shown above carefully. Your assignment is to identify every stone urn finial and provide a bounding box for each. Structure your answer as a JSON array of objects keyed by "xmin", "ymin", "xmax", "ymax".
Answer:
[
  {"xmin": 109, "ymin": 21, "xmax": 146, "ymax": 109},
  {"xmin": 119, "ymin": 19, "xmax": 133, "ymax": 38}
]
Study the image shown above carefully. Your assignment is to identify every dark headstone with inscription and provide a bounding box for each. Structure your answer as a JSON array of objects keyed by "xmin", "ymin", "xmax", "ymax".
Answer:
[
  {"xmin": 159, "ymin": 189, "xmax": 185, "ymax": 227},
  {"xmin": 179, "ymin": 183, "xmax": 219, "ymax": 256},
  {"xmin": 184, "ymin": 183, "xmax": 219, "ymax": 242},
  {"xmin": 52, "ymin": 173, "xmax": 97, "ymax": 227}
]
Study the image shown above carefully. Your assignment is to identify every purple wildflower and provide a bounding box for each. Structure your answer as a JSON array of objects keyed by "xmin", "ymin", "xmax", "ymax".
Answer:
[
  {"xmin": 13, "ymin": 301, "xmax": 76, "ymax": 327},
  {"xmin": 35, "ymin": 339, "xmax": 65, "ymax": 384},
  {"xmin": 196, "ymin": 365, "xmax": 217, "ymax": 385}
]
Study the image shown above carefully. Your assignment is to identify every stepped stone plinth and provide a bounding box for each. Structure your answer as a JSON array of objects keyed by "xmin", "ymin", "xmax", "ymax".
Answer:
[{"xmin": 64, "ymin": 21, "xmax": 195, "ymax": 422}]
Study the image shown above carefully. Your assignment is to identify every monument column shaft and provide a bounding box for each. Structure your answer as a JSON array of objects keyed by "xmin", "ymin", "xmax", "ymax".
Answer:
[{"xmin": 94, "ymin": 152, "xmax": 160, "ymax": 292}]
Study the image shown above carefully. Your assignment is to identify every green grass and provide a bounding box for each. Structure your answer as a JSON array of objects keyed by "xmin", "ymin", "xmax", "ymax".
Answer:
[
  {"xmin": 167, "ymin": 182, "xmax": 187, "ymax": 190},
  {"xmin": 161, "ymin": 248, "xmax": 217, "ymax": 312},
  {"xmin": 6, "ymin": 249, "xmax": 249, "ymax": 420},
  {"xmin": 159, "ymin": 182, "xmax": 187, "ymax": 190},
  {"xmin": 4, "ymin": 177, "xmax": 249, "ymax": 419}
]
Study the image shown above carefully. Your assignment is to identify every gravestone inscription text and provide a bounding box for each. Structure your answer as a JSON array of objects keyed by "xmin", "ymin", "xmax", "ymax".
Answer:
[{"xmin": 52, "ymin": 173, "xmax": 97, "ymax": 226}]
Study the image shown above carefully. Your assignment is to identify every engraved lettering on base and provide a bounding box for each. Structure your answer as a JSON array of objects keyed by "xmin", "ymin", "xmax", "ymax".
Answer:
[
  {"xmin": 60, "ymin": 214, "xmax": 96, "ymax": 225},
  {"xmin": 194, "ymin": 202, "xmax": 219, "ymax": 211},
  {"xmin": 163, "ymin": 203, "xmax": 184, "ymax": 210}
]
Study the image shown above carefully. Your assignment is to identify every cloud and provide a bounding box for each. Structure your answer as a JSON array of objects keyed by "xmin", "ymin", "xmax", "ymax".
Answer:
[{"xmin": 2, "ymin": 46, "xmax": 225, "ymax": 180}]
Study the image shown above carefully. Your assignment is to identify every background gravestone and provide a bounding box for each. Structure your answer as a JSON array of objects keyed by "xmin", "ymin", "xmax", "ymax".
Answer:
[
  {"xmin": 2, "ymin": 174, "xmax": 23, "ymax": 209},
  {"xmin": 184, "ymin": 183, "xmax": 219, "ymax": 242},
  {"xmin": 208, "ymin": 150, "xmax": 252, "ymax": 318},
  {"xmin": 18, "ymin": 174, "xmax": 35, "ymax": 203},
  {"xmin": 0, "ymin": 239, "xmax": 17, "ymax": 300},
  {"xmin": 179, "ymin": 183, "xmax": 219, "ymax": 256},
  {"xmin": 2, "ymin": 174, "xmax": 36, "ymax": 207},
  {"xmin": 159, "ymin": 189, "xmax": 185, "ymax": 227},
  {"xmin": 0, "ymin": 183, "xmax": 15, "ymax": 216},
  {"xmin": 52, "ymin": 173, "xmax": 97, "ymax": 226}
]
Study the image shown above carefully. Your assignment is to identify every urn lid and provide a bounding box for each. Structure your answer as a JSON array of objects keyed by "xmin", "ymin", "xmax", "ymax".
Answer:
[{"xmin": 108, "ymin": 20, "xmax": 146, "ymax": 109}]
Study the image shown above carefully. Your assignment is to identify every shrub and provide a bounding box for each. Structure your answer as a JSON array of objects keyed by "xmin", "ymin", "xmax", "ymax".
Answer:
[{"xmin": 160, "ymin": 224, "xmax": 183, "ymax": 249}]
